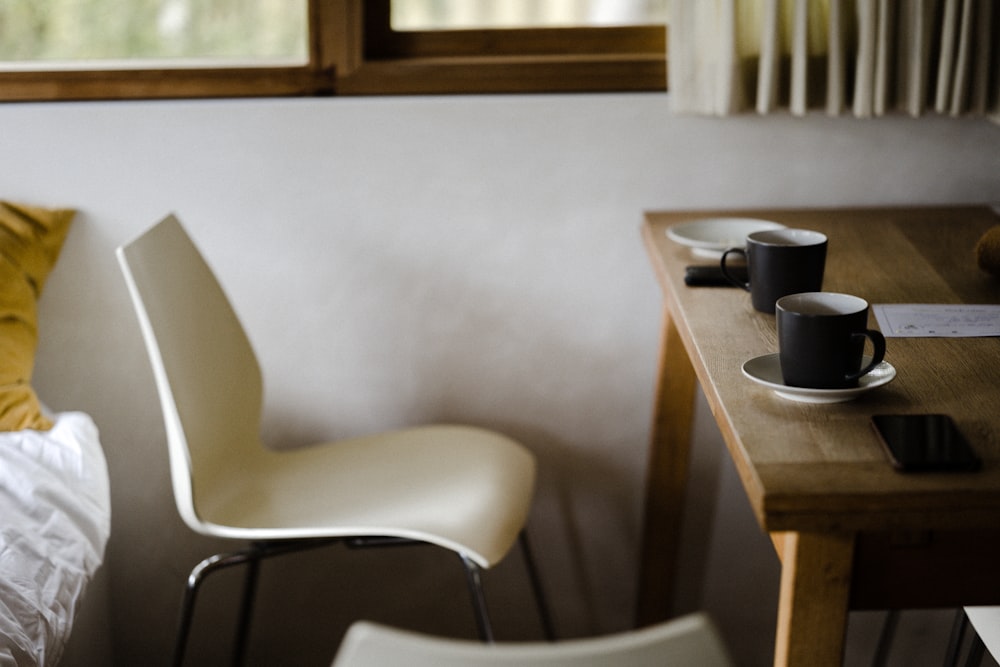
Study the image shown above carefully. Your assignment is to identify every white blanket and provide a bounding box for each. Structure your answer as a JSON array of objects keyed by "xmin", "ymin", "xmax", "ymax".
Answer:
[{"xmin": 0, "ymin": 412, "xmax": 111, "ymax": 667}]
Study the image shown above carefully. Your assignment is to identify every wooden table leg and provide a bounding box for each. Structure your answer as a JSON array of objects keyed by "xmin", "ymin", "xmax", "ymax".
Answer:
[
  {"xmin": 635, "ymin": 305, "xmax": 698, "ymax": 626},
  {"xmin": 772, "ymin": 531, "xmax": 855, "ymax": 667}
]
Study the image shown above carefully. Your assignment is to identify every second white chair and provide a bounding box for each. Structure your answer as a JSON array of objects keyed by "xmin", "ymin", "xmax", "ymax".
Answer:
[{"xmin": 331, "ymin": 613, "xmax": 733, "ymax": 667}]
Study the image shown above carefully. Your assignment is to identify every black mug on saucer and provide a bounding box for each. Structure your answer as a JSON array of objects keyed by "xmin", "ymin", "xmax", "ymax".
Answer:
[
  {"xmin": 776, "ymin": 292, "xmax": 887, "ymax": 389},
  {"xmin": 720, "ymin": 228, "xmax": 827, "ymax": 313}
]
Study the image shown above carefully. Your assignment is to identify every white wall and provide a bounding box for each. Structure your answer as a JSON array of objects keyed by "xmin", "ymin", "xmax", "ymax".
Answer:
[{"xmin": 3, "ymin": 93, "xmax": 998, "ymax": 666}]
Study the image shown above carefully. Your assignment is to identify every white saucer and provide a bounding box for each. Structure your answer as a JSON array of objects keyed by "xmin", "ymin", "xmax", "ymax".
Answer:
[
  {"xmin": 666, "ymin": 217, "xmax": 786, "ymax": 259},
  {"xmin": 741, "ymin": 353, "xmax": 896, "ymax": 404}
]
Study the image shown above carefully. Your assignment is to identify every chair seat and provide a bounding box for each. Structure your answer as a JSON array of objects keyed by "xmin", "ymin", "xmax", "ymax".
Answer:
[{"xmin": 191, "ymin": 424, "xmax": 535, "ymax": 568}]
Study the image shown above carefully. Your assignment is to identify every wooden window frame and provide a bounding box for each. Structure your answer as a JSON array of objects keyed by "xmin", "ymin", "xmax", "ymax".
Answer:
[
  {"xmin": 0, "ymin": 0, "xmax": 665, "ymax": 102},
  {"xmin": 333, "ymin": 0, "xmax": 666, "ymax": 95}
]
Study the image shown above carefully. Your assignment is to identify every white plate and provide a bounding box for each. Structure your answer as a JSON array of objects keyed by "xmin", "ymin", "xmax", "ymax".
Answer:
[
  {"xmin": 666, "ymin": 217, "xmax": 786, "ymax": 259},
  {"xmin": 741, "ymin": 353, "xmax": 896, "ymax": 404}
]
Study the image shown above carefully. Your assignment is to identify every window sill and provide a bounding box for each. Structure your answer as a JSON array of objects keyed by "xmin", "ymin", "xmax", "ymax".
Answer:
[
  {"xmin": 336, "ymin": 54, "xmax": 666, "ymax": 96},
  {"xmin": 0, "ymin": 66, "xmax": 335, "ymax": 102}
]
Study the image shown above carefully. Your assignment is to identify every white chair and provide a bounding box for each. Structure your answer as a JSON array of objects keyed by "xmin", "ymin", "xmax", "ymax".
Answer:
[
  {"xmin": 117, "ymin": 214, "xmax": 552, "ymax": 666},
  {"xmin": 331, "ymin": 613, "xmax": 733, "ymax": 667}
]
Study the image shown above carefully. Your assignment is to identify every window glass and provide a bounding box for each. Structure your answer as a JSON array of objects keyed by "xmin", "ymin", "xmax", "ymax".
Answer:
[
  {"xmin": 391, "ymin": 0, "xmax": 668, "ymax": 30},
  {"xmin": 0, "ymin": 0, "xmax": 307, "ymax": 66}
]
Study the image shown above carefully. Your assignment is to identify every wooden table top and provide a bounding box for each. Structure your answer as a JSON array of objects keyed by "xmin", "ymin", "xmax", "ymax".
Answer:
[{"xmin": 643, "ymin": 205, "xmax": 1000, "ymax": 534}]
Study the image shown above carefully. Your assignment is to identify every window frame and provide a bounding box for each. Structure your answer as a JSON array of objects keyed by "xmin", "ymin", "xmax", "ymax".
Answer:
[
  {"xmin": 0, "ymin": 0, "xmax": 666, "ymax": 102},
  {"xmin": 335, "ymin": 1, "xmax": 666, "ymax": 95}
]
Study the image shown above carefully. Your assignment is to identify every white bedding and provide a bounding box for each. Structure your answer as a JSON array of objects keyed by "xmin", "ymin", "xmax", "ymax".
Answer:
[{"xmin": 0, "ymin": 412, "xmax": 111, "ymax": 667}]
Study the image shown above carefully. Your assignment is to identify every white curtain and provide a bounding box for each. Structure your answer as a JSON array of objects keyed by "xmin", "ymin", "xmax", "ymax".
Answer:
[{"xmin": 668, "ymin": 0, "xmax": 1000, "ymax": 121}]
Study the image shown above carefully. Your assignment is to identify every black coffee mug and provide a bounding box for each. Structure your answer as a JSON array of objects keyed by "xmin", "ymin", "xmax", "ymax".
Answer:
[
  {"xmin": 776, "ymin": 292, "xmax": 887, "ymax": 389},
  {"xmin": 721, "ymin": 228, "xmax": 827, "ymax": 313}
]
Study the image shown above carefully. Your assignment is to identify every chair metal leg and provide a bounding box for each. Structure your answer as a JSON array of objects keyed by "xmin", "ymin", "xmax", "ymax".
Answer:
[
  {"xmin": 460, "ymin": 553, "xmax": 496, "ymax": 643},
  {"xmin": 872, "ymin": 610, "xmax": 900, "ymax": 667},
  {"xmin": 519, "ymin": 531, "xmax": 556, "ymax": 640},
  {"xmin": 873, "ymin": 609, "xmax": 989, "ymax": 667},
  {"xmin": 173, "ymin": 549, "xmax": 260, "ymax": 667},
  {"xmin": 173, "ymin": 566, "xmax": 201, "ymax": 667},
  {"xmin": 945, "ymin": 609, "xmax": 971, "ymax": 667},
  {"xmin": 173, "ymin": 539, "xmax": 341, "ymax": 667},
  {"xmin": 231, "ymin": 545, "xmax": 264, "ymax": 667},
  {"xmin": 351, "ymin": 535, "xmax": 548, "ymax": 642},
  {"xmin": 964, "ymin": 635, "xmax": 987, "ymax": 667},
  {"xmin": 176, "ymin": 536, "xmax": 540, "ymax": 659}
]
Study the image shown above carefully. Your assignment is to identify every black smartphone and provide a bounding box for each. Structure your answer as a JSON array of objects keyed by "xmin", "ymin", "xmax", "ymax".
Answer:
[
  {"xmin": 684, "ymin": 264, "xmax": 747, "ymax": 287},
  {"xmin": 871, "ymin": 414, "xmax": 982, "ymax": 472}
]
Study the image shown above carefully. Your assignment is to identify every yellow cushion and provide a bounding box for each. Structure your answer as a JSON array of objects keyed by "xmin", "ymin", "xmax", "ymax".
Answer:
[{"xmin": 0, "ymin": 201, "xmax": 75, "ymax": 431}]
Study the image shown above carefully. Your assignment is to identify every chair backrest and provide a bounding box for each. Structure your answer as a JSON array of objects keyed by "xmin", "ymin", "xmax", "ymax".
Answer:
[
  {"xmin": 330, "ymin": 614, "xmax": 734, "ymax": 667},
  {"xmin": 117, "ymin": 214, "xmax": 264, "ymax": 532}
]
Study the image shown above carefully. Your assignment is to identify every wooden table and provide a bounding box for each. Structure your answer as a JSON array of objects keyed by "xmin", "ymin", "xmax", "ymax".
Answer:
[{"xmin": 637, "ymin": 206, "xmax": 1000, "ymax": 666}]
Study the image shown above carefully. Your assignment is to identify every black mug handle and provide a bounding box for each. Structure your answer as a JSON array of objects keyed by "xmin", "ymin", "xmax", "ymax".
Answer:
[
  {"xmin": 846, "ymin": 329, "xmax": 887, "ymax": 381},
  {"xmin": 720, "ymin": 248, "xmax": 750, "ymax": 291}
]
